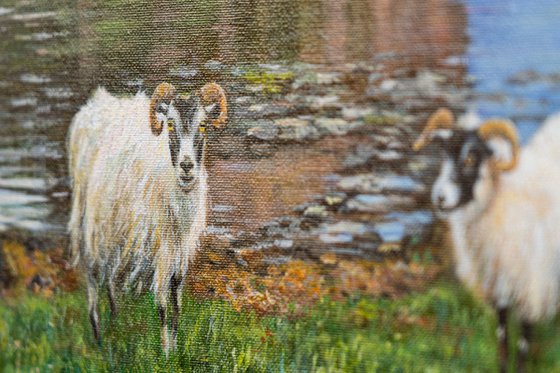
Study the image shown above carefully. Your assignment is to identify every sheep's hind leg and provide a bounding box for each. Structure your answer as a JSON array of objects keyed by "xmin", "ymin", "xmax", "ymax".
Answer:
[
  {"xmin": 107, "ymin": 281, "xmax": 118, "ymax": 317},
  {"xmin": 170, "ymin": 274, "xmax": 182, "ymax": 352},
  {"xmin": 87, "ymin": 276, "xmax": 101, "ymax": 343},
  {"xmin": 496, "ymin": 307, "xmax": 509, "ymax": 373},
  {"xmin": 158, "ymin": 300, "xmax": 170, "ymax": 356},
  {"xmin": 517, "ymin": 321, "xmax": 532, "ymax": 373}
]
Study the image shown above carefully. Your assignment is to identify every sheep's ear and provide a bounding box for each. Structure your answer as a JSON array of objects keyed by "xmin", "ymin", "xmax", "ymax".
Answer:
[
  {"xmin": 150, "ymin": 83, "xmax": 177, "ymax": 136},
  {"xmin": 478, "ymin": 119, "xmax": 519, "ymax": 171},
  {"xmin": 200, "ymin": 83, "xmax": 228, "ymax": 129}
]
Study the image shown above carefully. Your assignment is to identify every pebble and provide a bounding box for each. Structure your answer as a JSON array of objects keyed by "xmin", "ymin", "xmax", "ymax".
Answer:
[
  {"xmin": 337, "ymin": 173, "xmax": 426, "ymax": 194},
  {"xmin": 341, "ymin": 107, "xmax": 375, "ymax": 121},
  {"xmin": 303, "ymin": 205, "xmax": 329, "ymax": 218},
  {"xmin": 275, "ymin": 117, "xmax": 319, "ymax": 141},
  {"xmin": 345, "ymin": 194, "xmax": 415, "ymax": 213},
  {"xmin": 322, "ymin": 221, "xmax": 368, "ymax": 235},
  {"xmin": 314, "ymin": 117, "xmax": 350, "ymax": 136},
  {"xmin": 246, "ymin": 120, "xmax": 278, "ymax": 141}
]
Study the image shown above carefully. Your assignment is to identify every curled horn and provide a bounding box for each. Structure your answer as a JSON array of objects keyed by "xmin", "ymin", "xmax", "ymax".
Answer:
[
  {"xmin": 149, "ymin": 82, "xmax": 177, "ymax": 136},
  {"xmin": 200, "ymin": 82, "xmax": 228, "ymax": 128},
  {"xmin": 478, "ymin": 119, "xmax": 519, "ymax": 171},
  {"xmin": 413, "ymin": 108, "xmax": 455, "ymax": 151}
]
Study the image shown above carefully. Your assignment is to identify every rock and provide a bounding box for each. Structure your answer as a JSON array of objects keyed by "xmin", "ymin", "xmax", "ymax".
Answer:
[
  {"xmin": 316, "ymin": 72, "xmax": 341, "ymax": 85},
  {"xmin": 407, "ymin": 156, "xmax": 432, "ymax": 174},
  {"xmin": 273, "ymin": 239, "xmax": 294, "ymax": 249},
  {"xmin": 29, "ymin": 274, "xmax": 53, "ymax": 291},
  {"xmin": 204, "ymin": 60, "xmax": 223, "ymax": 71},
  {"xmin": 373, "ymin": 149, "xmax": 403, "ymax": 162},
  {"xmin": 319, "ymin": 233, "xmax": 353, "ymax": 244},
  {"xmin": 10, "ymin": 97, "xmax": 37, "ymax": 108},
  {"xmin": 10, "ymin": 11, "xmax": 57, "ymax": 21},
  {"xmin": 20, "ymin": 74, "xmax": 51, "ymax": 84},
  {"xmin": 318, "ymin": 221, "xmax": 382, "ymax": 246},
  {"xmin": 230, "ymin": 66, "xmax": 247, "ymax": 77},
  {"xmin": 375, "ymin": 221, "xmax": 405, "ymax": 243},
  {"xmin": 262, "ymin": 255, "xmax": 293, "ymax": 265},
  {"xmin": 303, "ymin": 205, "xmax": 328, "ymax": 218},
  {"xmin": 234, "ymin": 96, "xmax": 253, "ymax": 104},
  {"xmin": 246, "ymin": 85, "xmax": 264, "ymax": 93},
  {"xmin": 291, "ymin": 72, "xmax": 316, "ymax": 90},
  {"xmin": 507, "ymin": 69, "xmax": 540, "ymax": 85},
  {"xmin": 42, "ymin": 87, "xmax": 73, "ymax": 99},
  {"xmin": 247, "ymin": 142, "xmax": 276, "ymax": 158},
  {"xmin": 246, "ymin": 120, "xmax": 278, "ymax": 141},
  {"xmin": 275, "ymin": 117, "xmax": 319, "ymax": 141},
  {"xmin": 246, "ymin": 103, "xmax": 293, "ymax": 118},
  {"xmin": 373, "ymin": 211, "xmax": 434, "ymax": 244},
  {"xmin": 343, "ymin": 144, "xmax": 404, "ymax": 167},
  {"xmin": 384, "ymin": 211, "xmax": 433, "ymax": 228},
  {"xmin": 378, "ymin": 126, "xmax": 403, "ymax": 137},
  {"xmin": 337, "ymin": 173, "xmax": 426, "ymax": 194},
  {"xmin": 377, "ymin": 243, "xmax": 402, "ymax": 253},
  {"xmin": 344, "ymin": 194, "xmax": 416, "ymax": 213},
  {"xmin": 292, "ymin": 72, "xmax": 341, "ymax": 90},
  {"xmin": 341, "ymin": 107, "xmax": 375, "ymax": 121},
  {"xmin": 367, "ymin": 72, "xmax": 383, "ymax": 84},
  {"xmin": 387, "ymin": 139, "xmax": 406, "ymax": 151},
  {"xmin": 380, "ymin": 79, "xmax": 399, "ymax": 92},
  {"xmin": 343, "ymin": 144, "xmax": 377, "ymax": 168},
  {"xmin": 322, "ymin": 221, "xmax": 368, "ymax": 235},
  {"xmin": 416, "ymin": 70, "xmax": 446, "ymax": 92},
  {"xmin": 0, "ymin": 7, "xmax": 13, "ymax": 16},
  {"xmin": 314, "ymin": 117, "xmax": 351, "ymax": 136},
  {"xmin": 169, "ymin": 65, "xmax": 198, "ymax": 79},
  {"xmin": 324, "ymin": 192, "xmax": 346, "ymax": 206},
  {"xmin": 307, "ymin": 95, "xmax": 341, "ymax": 110},
  {"xmin": 263, "ymin": 216, "xmax": 303, "ymax": 238}
]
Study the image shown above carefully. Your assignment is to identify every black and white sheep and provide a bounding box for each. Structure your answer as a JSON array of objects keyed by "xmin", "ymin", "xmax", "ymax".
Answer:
[
  {"xmin": 67, "ymin": 82, "xmax": 228, "ymax": 353},
  {"xmin": 414, "ymin": 108, "xmax": 560, "ymax": 372}
]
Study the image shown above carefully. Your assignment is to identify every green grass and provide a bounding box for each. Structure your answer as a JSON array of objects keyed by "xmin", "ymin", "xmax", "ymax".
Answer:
[{"xmin": 1, "ymin": 282, "xmax": 559, "ymax": 372}]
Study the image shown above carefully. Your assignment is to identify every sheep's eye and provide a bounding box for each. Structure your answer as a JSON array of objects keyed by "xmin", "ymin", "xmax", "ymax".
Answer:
[
  {"xmin": 168, "ymin": 119, "xmax": 175, "ymax": 132},
  {"xmin": 464, "ymin": 154, "xmax": 475, "ymax": 167},
  {"xmin": 199, "ymin": 123, "xmax": 206, "ymax": 133}
]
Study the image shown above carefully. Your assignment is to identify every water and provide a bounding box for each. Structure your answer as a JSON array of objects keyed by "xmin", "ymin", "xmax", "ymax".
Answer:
[
  {"xmin": 466, "ymin": 0, "xmax": 560, "ymax": 143},
  {"xmin": 0, "ymin": 0, "xmax": 555, "ymax": 254}
]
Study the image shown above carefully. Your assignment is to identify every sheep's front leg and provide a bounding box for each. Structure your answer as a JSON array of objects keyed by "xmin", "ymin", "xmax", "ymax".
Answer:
[
  {"xmin": 170, "ymin": 274, "xmax": 182, "ymax": 352},
  {"xmin": 496, "ymin": 307, "xmax": 509, "ymax": 373},
  {"xmin": 158, "ymin": 302, "xmax": 171, "ymax": 356},
  {"xmin": 517, "ymin": 321, "xmax": 532, "ymax": 373},
  {"xmin": 87, "ymin": 276, "xmax": 101, "ymax": 343}
]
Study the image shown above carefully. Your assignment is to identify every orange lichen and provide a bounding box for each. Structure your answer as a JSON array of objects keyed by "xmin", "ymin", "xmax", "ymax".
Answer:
[
  {"xmin": 186, "ymin": 238, "xmax": 440, "ymax": 316},
  {"xmin": 1, "ymin": 234, "xmax": 439, "ymax": 315},
  {"xmin": 1, "ymin": 241, "xmax": 79, "ymax": 297}
]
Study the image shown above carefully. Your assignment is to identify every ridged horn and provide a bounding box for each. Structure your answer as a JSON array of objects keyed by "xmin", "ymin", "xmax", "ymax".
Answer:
[
  {"xmin": 200, "ymin": 83, "xmax": 228, "ymax": 128},
  {"xmin": 413, "ymin": 108, "xmax": 455, "ymax": 151},
  {"xmin": 149, "ymin": 82, "xmax": 177, "ymax": 136},
  {"xmin": 478, "ymin": 119, "xmax": 519, "ymax": 171}
]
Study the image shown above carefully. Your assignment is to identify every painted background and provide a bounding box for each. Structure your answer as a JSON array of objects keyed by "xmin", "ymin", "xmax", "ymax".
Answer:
[{"xmin": 1, "ymin": 0, "xmax": 560, "ymax": 371}]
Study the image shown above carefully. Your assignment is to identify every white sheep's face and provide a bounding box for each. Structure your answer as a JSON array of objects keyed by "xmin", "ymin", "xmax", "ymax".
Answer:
[
  {"xmin": 155, "ymin": 96, "xmax": 219, "ymax": 193},
  {"xmin": 430, "ymin": 130, "xmax": 495, "ymax": 217}
]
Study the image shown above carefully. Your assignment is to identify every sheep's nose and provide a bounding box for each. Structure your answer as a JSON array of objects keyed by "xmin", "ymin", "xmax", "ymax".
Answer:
[
  {"xmin": 437, "ymin": 195, "xmax": 445, "ymax": 207},
  {"xmin": 179, "ymin": 160, "xmax": 194, "ymax": 174}
]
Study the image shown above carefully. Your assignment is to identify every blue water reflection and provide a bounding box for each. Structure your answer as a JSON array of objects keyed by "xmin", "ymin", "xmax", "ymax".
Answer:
[{"xmin": 466, "ymin": 0, "xmax": 560, "ymax": 143}]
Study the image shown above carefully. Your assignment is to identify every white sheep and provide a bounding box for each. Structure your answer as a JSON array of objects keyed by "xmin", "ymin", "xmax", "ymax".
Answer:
[
  {"xmin": 414, "ymin": 108, "xmax": 560, "ymax": 372},
  {"xmin": 67, "ymin": 82, "xmax": 228, "ymax": 353}
]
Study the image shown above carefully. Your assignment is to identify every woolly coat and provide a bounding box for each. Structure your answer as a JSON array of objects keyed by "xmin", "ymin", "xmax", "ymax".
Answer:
[
  {"xmin": 68, "ymin": 88, "xmax": 207, "ymax": 304},
  {"xmin": 449, "ymin": 114, "xmax": 560, "ymax": 321}
]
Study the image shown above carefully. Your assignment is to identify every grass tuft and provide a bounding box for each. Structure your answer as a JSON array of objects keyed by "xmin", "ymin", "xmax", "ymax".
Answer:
[{"xmin": 3, "ymin": 281, "xmax": 558, "ymax": 372}]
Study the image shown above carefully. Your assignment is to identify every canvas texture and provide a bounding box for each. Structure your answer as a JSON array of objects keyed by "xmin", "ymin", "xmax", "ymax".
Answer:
[{"xmin": 1, "ymin": 0, "xmax": 560, "ymax": 371}]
